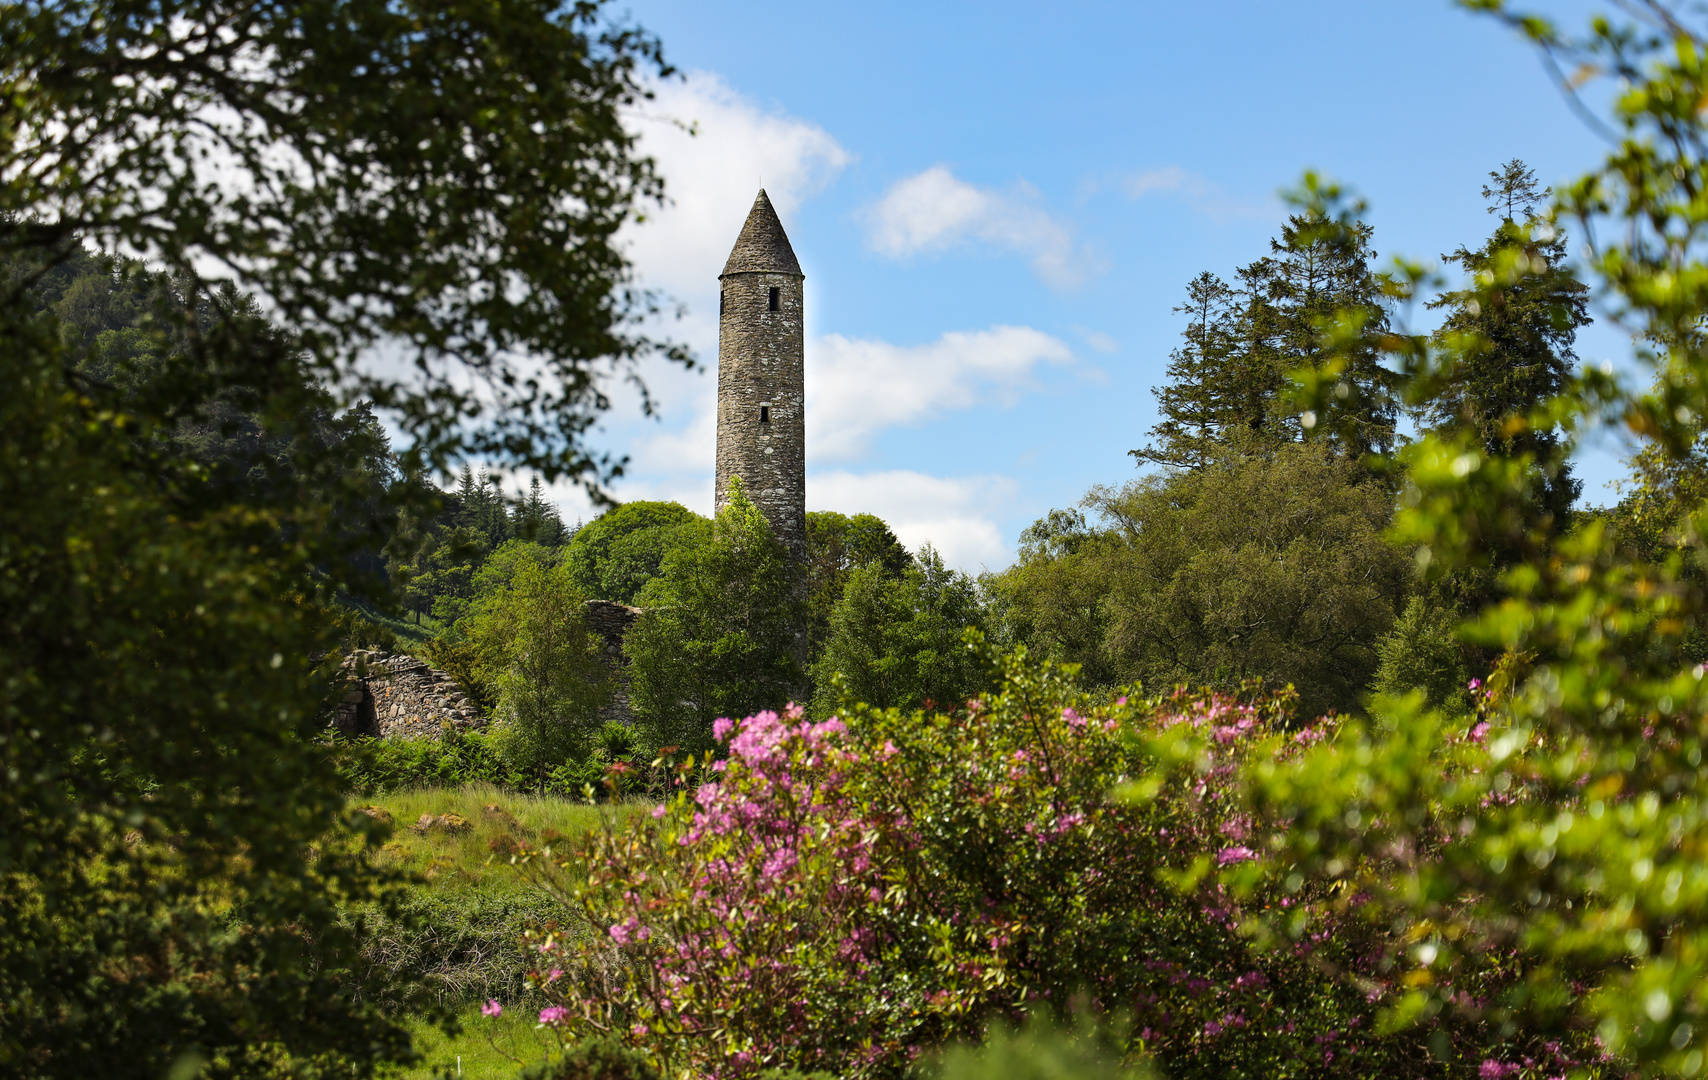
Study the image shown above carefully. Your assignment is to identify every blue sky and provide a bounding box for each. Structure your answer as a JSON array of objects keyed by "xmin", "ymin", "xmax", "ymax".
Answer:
[{"xmin": 552, "ymin": 0, "xmax": 1635, "ymax": 570}]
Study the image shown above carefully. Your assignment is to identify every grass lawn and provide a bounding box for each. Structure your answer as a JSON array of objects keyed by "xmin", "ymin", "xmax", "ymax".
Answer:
[
  {"xmin": 387, "ymin": 1003, "xmax": 561, "ymax": 1079},
  {"xmin": 354, "ymin": 783, "xmax": 655, "ymax": 1074},
  {"xmin": 357, "ymin": 782, "xmax": 653, "ymax": 896}
]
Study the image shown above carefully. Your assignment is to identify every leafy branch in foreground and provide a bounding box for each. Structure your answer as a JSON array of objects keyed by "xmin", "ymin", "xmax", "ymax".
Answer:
[
  {"xmin": 2, "ymin": 0, "xmax": 689, "ymax": 484},
  {"xmin": 1250, "ymin": 5, "xmax": 1708, "ymax": 1075}
]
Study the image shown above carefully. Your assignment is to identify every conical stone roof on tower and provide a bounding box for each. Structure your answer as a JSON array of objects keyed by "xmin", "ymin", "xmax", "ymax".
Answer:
[
  {"xmin": 721, "ymin": 190, "xmax": 804, "ymax": 277},
  {"xmin": 715, "ymin": 191, "xmax": 806, "ymax": 561}
]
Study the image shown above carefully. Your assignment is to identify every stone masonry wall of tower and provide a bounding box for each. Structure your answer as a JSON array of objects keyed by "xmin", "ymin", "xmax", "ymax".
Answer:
[{"xmin": 715, "ymin": 191, "xmax": 807, "ymax": 562}]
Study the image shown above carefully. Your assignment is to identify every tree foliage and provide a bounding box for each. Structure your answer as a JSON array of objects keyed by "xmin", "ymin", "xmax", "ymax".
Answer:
[
  {"xmin": 625, "ymin": 481, "xmax": 806, "ymax": 753},
  {"xmin": 0, "ymin": 0, "xmax": 675, "ymax": 1074},
  {"xmin": 1134, "ymin": 212, "xmax": 1397, "ymax": 468},
  {"xmin": 1423, "ymin": 159, "xmax": 1589, "ymax": 561},
  {"xmin": 2, "ymin": 0, "xmax": 686, "ymax": 482},
  {"xmin": 809, "ymin": 546, "xmax": 987, "ymax": 713},
  {"xmin": 997, "ymin": 443, "xmax": 1407, "ymax": 717},
  {"xmin": 804, "ymin": 511, "xmax": 911, "ymax": 662},
  {"xmin": 561, "ymin": 501, "xmax": 709, "ymax": 606},
  {"xmin": 460, "ymin": 550, "xmax": 612, "ymax": 776}
]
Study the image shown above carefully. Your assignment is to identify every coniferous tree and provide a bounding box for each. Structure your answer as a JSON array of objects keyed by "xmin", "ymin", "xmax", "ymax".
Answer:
[
  {"xmin": 1132, "ymin": 272, "xmax": 1251, "ymax": 469},
  {"xmin": 1134, "ymin": 212, "xmax": 1397, "ymax": 467},
  {"xmin": 513, "ymin": 475, "xmax": 567, "ymax": 545},
  {"xmin": 1425, "ymin": 159, "xmax": 1589, "ymax": 534}
]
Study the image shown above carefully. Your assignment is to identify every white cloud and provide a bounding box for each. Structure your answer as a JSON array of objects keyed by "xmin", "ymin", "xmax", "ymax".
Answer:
[
  {"xmin": 624, "ymin": 72, "xmax": 852, "ymax": 310},
  {"xmin": 862, "ymin": 166, "xmax": 1098, "ymax": 288},
  {"xmin": 1117, "ymin": 166, "xmax": 1269, "ymax": 221},
  {"xmin": 808, "ymin": 470, "xmax": 1017, "ymax": 572},
  {"xmin": 807, "ymin": 326, "xmax": 1074, "ymax": 461},
  {"xmin": 1075, "ymin": 326, "xmax": 1120, "ymax": 354}
]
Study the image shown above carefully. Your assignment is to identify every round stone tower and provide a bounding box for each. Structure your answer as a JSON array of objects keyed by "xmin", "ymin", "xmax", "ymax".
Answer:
[{"xmin": 716, "ymin": 190, "xmax": 806, "ymax": 561}]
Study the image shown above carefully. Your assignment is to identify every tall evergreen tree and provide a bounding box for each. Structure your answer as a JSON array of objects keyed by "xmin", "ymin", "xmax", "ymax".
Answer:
[
  {"xmin": 1245, "ymin": 212, "xmax": 1398, "ymax": 458},
  {"xmin": 513, "ymin": 475, "xmax": 567, "ymax": 545},
  {"xmin": 1134, "ymin": 212, "xmax": 1397, "ymax": 468},
  {"xmin": 1426, "ymin": 159, "xmax": 1590, "ymax": 539},
  {"xmin": 1131, "ymin": 272, "xmax": 1253, "ymax": 469}
]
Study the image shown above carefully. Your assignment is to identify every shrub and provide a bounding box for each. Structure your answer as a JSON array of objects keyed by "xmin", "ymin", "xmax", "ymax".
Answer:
[
  {"xmin": 462, "ymin": 552, "xmax": 613, "ymax": 777},
  {"xmin": 519, "ymin": 1037, "xmax": 662, "ymax": 1080},
  {"xmin": 513, "ymin": 641, "xmax": 1600, "ymax": 1078},
  {"xmin": 809, "ymin": 545, "xmax": 987, "ymax": 715},
  {"xmin": 338, "ymin": 730, "xmax": 518, "ymax": 794}
]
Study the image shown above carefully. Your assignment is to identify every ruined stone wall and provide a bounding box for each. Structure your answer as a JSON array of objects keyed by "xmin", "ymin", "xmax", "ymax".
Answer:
[
  {"xmin": 331, "ymin": 599, "xmax": 644, "ymax": 740},
  {"xmin": 333, "ymin": 652, "xmax": 483, "ymax": 740},
  {"xmin": 586, "ymin": 599, "xmax": 641, "ymax": 726}
]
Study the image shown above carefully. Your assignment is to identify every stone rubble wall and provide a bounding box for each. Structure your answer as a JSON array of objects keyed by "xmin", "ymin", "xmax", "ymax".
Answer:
[
  {"xmin": 333, "ymin": 652, "xmax": 483, "ymax": 740},
  {"xmin": 331, "ymin": 599, "xmax": 643, "ymax": 740},
  {"xmin": 585, "ymin": 599, "xmax": 641, "ymax": 727}
]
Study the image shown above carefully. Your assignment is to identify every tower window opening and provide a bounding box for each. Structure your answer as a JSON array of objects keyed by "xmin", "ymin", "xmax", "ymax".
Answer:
[
  {"xmin": 768, "ymin": 286, "xmax": 779, "ymax": 311},
  {"xmin": 760, "ymin": 406, "xmax": 770, "ymax": 424},
  {"xmin": 720, "ymin": 289, "xmax": 725, "ymax": 316}
]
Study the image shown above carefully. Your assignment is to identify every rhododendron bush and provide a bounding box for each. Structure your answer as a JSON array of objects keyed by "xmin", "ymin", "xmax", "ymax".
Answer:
[{"xmin": 509, "ymin": 643, "xmax": 1601, "ymax": 1078}]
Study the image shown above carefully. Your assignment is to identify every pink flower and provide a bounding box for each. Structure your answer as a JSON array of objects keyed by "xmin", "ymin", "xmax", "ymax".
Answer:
[
  {"xmin": 712, "ymin": 716, "xmax": 735, "ymax": 741},
  {"xmin": 1479, "ymin": 1061, "xmax": 1518, "ymax": 1079},
  {"xmin": 547, "ymin": 968, "xmax": 564, "ymax": 983},
  {"xmin": 609, "ymin": 916, "xmax": 651, "ymax": 945},
  {"xmin": 1470, "ymin": 722, "xmax": 1490, "ymax": 744},
  {"xmin": 651, "ymin": 805, "xmax": 667, "ymax": 819},
  {"xmin": 481, "ymin": 1000, "xmax": 502, "ymax": 1017},
  {"xmin": 539, "ymin": 1006, "xmax": 569, "ymax": 1025},
  {"xmin": 631, "ymin": 1023, "xmax": 651, "ymax": 1037},
  {"xmin": 1217, "ymin": 846, "xmax": 1256, "ymax": 866}
]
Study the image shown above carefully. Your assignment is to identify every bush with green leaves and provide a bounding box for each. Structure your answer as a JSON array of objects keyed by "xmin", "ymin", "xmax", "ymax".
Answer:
[
  {"xmin": 505, "ymin": 641, "xmax": 1594, "ymax": 1079},
  {"xmin": 461, "ymin": 550, "xmax": 613, "ymax": 777},
  {"xmin": 338, "ymin": 730, "xmax": 519, "ymax": 794},
  {"xmin": 810, "ymin": 545, "xmax": 988, "ymax": 714},
  {"xmin": 625, "ymin": 480, "xmax": 806, "ymax": 754}
]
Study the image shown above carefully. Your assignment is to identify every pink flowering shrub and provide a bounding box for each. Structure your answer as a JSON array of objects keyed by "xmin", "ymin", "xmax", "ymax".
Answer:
[{"xmin": 512, "ymin": 643, "xmax": 1601, "ymax": 1078}]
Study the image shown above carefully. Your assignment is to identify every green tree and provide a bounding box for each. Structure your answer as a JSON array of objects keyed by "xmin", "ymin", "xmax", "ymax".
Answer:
[
  {"xmin": 0, "ymin": 0, "xmax": 675, "ymax": 1073},
  {"xmin": 811, "ymin": 545, "xmax": 987, "ymax": 713},
  {"xmin": 561, "ymin": 500, "xmax": 709, "ymax": 605},
  {"xmin": 804, "ymin": 510, "xmax": 911, "ymax": 661},
  {"xmin": 1027, "ymin": 443, "xmax": 1407, "ymax": 718},
  {"xmin": 1424, "ymin": 158, "xmax": 1590, "ymax": 557},
  {"xmin": 987, "ymin": 508, "xmax": 1124, "ymax": 688},
  {"xmin": 1131, "ymin": 272, "xmax": 1259, "ymax": 469},
  {"xmin": 461, "ymin": 551, "xmax": 610, "ymax": 776},
  {"xmin": 626, "ymin": 481, "xmax": 805, "ymax": 753},
  {"xmin": 1133, "ymin": 211, "xmax": 1398, "ymax": 468},
  {"xmin": 1369, "ymin": 595, "xmax": 1475, "ymax": 714},
  {"xmin": 514, "ymin": 476, "xmax": 570, "ymax": 547}
]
